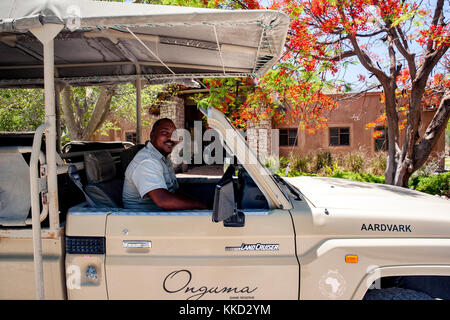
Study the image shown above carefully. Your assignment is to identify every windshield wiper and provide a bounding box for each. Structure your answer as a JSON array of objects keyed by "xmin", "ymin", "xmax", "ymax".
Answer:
[{"xmin": 272, "ymin": 173, "xmax": 302, "ymax": 201}]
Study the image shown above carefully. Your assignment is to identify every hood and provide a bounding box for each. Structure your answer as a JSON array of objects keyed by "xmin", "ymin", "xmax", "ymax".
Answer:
[
  {"xmin": 285, "ymin": 176, "xmax": 450, "ymax": 237},
  {"xmin": 285, "ymin": 176, "xmax": 449, "ymax": 213}
]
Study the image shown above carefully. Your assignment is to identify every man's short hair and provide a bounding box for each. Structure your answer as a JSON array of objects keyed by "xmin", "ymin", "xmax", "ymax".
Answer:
[{"xmin": 151, "ymin": 118, "xmax": 174, "ymax": 134}]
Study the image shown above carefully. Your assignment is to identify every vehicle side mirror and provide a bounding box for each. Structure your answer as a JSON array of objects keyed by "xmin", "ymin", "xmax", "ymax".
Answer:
[
  {"xmin": 212, "ymin": 179, "xmax": 235, "ymax": 222},
  {"xmin": 212, "ymin": 179, "xmax": 245, "ymax": 227}
]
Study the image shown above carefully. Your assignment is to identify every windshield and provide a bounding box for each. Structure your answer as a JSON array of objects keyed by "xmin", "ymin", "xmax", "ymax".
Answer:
[{"xmin": 202, "ymin": 106, "xmax": 292, "ymax": 210}]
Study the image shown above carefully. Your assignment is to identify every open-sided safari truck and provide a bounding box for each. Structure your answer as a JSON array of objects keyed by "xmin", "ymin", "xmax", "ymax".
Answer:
[{"xmin": 1, "ymin": 0, "xmax": 450, "ymax": 301}]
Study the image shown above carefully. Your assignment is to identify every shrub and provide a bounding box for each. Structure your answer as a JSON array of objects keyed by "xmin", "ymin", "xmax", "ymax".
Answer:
[
  {"xmin": 291, "ymin": 154, "xmax": 314, "ymax": 173},
  {"xmin": 340, "ymin": 150, "xmax": 365, "ymax": 173},
  {"xmin": 368, "ymin": 152, "xmax": 387, "ymax": 176},
  {"xmin": 276, "ymin": 150, "xmax": 447, "ymax": 196},
  {"xmin": 409, "ymin": 172, "xmax": 450, "ymax": 196},
  {"xmin": 276, "ymin": 167, "xmax": 318, "ymax": 177},
  {"xmin": 279, "ymin": 156, "xmax": 290, "ymax": 168},
  {"xmin": 264, "ymin": 155, "xmax": 289, "ymax": 172},
  {"xmin": 314, "ymin": 150, "xmax": 332, "ymax": 172},
  {"xmin": 329, "ymin": 170, "xmax": 385, "ymax": 184}
]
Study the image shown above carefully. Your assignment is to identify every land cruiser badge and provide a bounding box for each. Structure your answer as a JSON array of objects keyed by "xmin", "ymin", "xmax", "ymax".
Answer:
[{"xmin": 225, "ymin": 243, "xmax": 279, "ymax": 251}]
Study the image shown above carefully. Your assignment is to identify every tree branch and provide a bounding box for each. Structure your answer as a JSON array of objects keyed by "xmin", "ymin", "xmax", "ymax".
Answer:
[
  {"xmin": 333, "ymin": 3, "xmax": 389, "ymax": 85},
  {"xmin": 428, "ymin": 0, "xmax": 445, "ymax": 51},
  {"xmin": 390, "ymin": 26, "xmax": 417, "ymax": 79},
  {"xmin": 416, "ymin": 45, "xmax": 449, "ymax": 87},
  {"xmin": 231, "ymin": 0, "xmax": 248, "ymax": 9},
  {"xmin": 313, "ymin": 50, "xmax": 356, "ymax": 62},
  {"xmin": 71, "ymin": 90, "xmax": 82, "ymax": 127},
  {"xmin": 347, "ymin": 34, "xmax": 389, "ymax": 85},
  {"xmin": 387, "ymin": 29, "xmax": 398, "ymax": 79}
]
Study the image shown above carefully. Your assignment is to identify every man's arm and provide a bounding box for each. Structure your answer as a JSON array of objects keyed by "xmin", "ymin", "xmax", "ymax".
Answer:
[{"xmin": 148, "ymin": 188, "xmax": 208, "ymax": 210}]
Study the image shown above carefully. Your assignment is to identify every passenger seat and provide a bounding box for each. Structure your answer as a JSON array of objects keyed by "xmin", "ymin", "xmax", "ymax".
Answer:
[{"xmin": 84, "ymin": 150, "xmax": 123, "ymax": 208}]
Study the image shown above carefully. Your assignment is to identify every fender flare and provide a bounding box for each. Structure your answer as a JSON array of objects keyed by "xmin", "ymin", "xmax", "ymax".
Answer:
[{"xmin": 352, "ymin": 265, "xmax": 450, "ymax": 299}]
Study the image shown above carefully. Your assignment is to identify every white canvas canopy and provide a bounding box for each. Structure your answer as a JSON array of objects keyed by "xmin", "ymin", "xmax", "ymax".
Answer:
[{"xmin": 0, "ymin": 0, "xmax": 289, "ymax": 87}]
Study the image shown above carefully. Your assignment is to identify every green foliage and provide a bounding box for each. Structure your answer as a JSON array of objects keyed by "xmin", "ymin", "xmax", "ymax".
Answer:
[
  {"xmin": 0, "ymin": 84, "xmax": 165, "ymax": 144},
  {"xmin": 65, "ymin": 84, "xmax": 163, "ymax": 137},
  {"xmin": 191, "ymin": 77, "xmax": 254, "ymax": 129},
  {"xmin": 277, "ymin": 165, "xmax": 386, "ymax": 183},
  {"xmin": 67, "ymin": 84, "xmax": 166, "ymax": 140},
  {"xmin": 264, "ymin": 155, "xmax": 289, "ymax": 170},
  {"xmin": 329, "ymin": 170, "xmax": 386, "ymax": 184},
  {"xmin": 409, "ymin": 172, "xmax": 450, "ymax": 196},
  {"xmin": 0, "ymin": 88, "xmax": 45, "ymax": 132},
  {"xmin": 278, "ymin": 156, "xmax": 290, "ymax": 168},
  {"xmin": 108, "ymin": 83, "xmax": 164, "ymax": 127},
  {"xmin": 276, "ymin": 167, "xmax": 318, "ymax": 177}
]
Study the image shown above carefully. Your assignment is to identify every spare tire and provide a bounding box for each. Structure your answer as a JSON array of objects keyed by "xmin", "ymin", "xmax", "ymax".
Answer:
[{"xmin": 363, "ymin": 287, "xmax": 434, "ymax": 300}]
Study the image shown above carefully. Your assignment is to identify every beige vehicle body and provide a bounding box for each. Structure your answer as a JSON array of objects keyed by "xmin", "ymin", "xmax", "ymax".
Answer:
[{"xmin": 1, "ymin": 0, "xmax": 450, "ymax": 301}]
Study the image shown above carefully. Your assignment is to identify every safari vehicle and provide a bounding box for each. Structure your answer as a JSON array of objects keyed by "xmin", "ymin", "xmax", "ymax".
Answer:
[{"xmin": 1, "ymin": 0, "xmax": 450, "ymax": 301}]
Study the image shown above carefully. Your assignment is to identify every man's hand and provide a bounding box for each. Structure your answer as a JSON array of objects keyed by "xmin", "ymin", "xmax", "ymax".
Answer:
[{"xmin": 148, "ymin": 188, "xmax": 208, "ymax": 210}]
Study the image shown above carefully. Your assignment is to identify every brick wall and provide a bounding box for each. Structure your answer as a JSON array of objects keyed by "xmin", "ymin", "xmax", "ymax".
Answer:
[{"xmin": 159, "ymin": 96, "xmax": 185, "ymax": 130}]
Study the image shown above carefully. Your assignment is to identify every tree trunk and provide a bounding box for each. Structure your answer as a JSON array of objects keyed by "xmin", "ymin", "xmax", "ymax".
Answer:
[
  {"xmin": 384, "ymin": 86, "xmax": 400, "ymax": 185},
  {"xmin": 59, "ymin": 85, "xmax": 117, "ymax": 141},
  {"xmin": 413, "ymin": 90, "xmax": 450, "ymax": 170},
  {"xmin": 393, "ymin": 86, "xmax": 424, "ymax": 187},
  {"xmin": 389, "ymin": 89, "xmax": 450, "ymax": 187},
  {"xmin": 81, "ymin": 85, "xmax": 116, "ymax": 140},
  {"xmin": 60, "ymin": 86, "xmax": 82, "ymax": 141}
]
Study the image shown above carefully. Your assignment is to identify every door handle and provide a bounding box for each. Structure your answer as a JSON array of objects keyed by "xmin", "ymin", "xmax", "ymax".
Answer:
[{"xmin": 122, "ymin": 240, "xmax": 152, "ymax": 248}]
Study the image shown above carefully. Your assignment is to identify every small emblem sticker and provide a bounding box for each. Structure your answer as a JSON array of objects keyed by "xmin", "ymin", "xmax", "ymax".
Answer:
[{"xmin": 319, "ymin": 270, "xmax": 347, "ymax": 299}]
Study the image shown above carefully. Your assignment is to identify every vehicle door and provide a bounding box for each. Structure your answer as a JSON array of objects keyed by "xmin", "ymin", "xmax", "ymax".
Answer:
[
  {"xmin": 104, "ymin": 107, "xmax": 298, "ymax": 300},
  {"xmin": 105, "ymin": 208, "xmax": 297, "ymax": 300}
]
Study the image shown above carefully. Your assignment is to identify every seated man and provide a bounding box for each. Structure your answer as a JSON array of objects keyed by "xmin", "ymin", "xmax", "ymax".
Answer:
[{"xmin": 122, "ymin": 118, "xmax": 207, "ymax": 210}]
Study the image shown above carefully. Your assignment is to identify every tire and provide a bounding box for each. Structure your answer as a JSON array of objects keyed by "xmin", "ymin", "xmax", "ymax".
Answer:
[{"xmin": 363, "ymin": 287, "xmax": 434, "ymax": 300}]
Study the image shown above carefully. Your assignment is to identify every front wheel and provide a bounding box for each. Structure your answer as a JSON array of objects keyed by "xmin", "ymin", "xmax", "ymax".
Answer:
[{"xmin": 363, "ymin": 287, "xmax": 434, "ymax": 300}]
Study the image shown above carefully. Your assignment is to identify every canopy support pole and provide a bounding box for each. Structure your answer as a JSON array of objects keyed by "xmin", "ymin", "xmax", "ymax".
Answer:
[
  {"xmin": 135, "ymin": 65, "xmax": 142, "ymax": 144},
  {"xmin": 30, "ymin": 23, "xmax": 63, "ymax": 300},
  {"xmin": 54, "ymin": 69, "xmax": 62, "ymax": 154}
]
